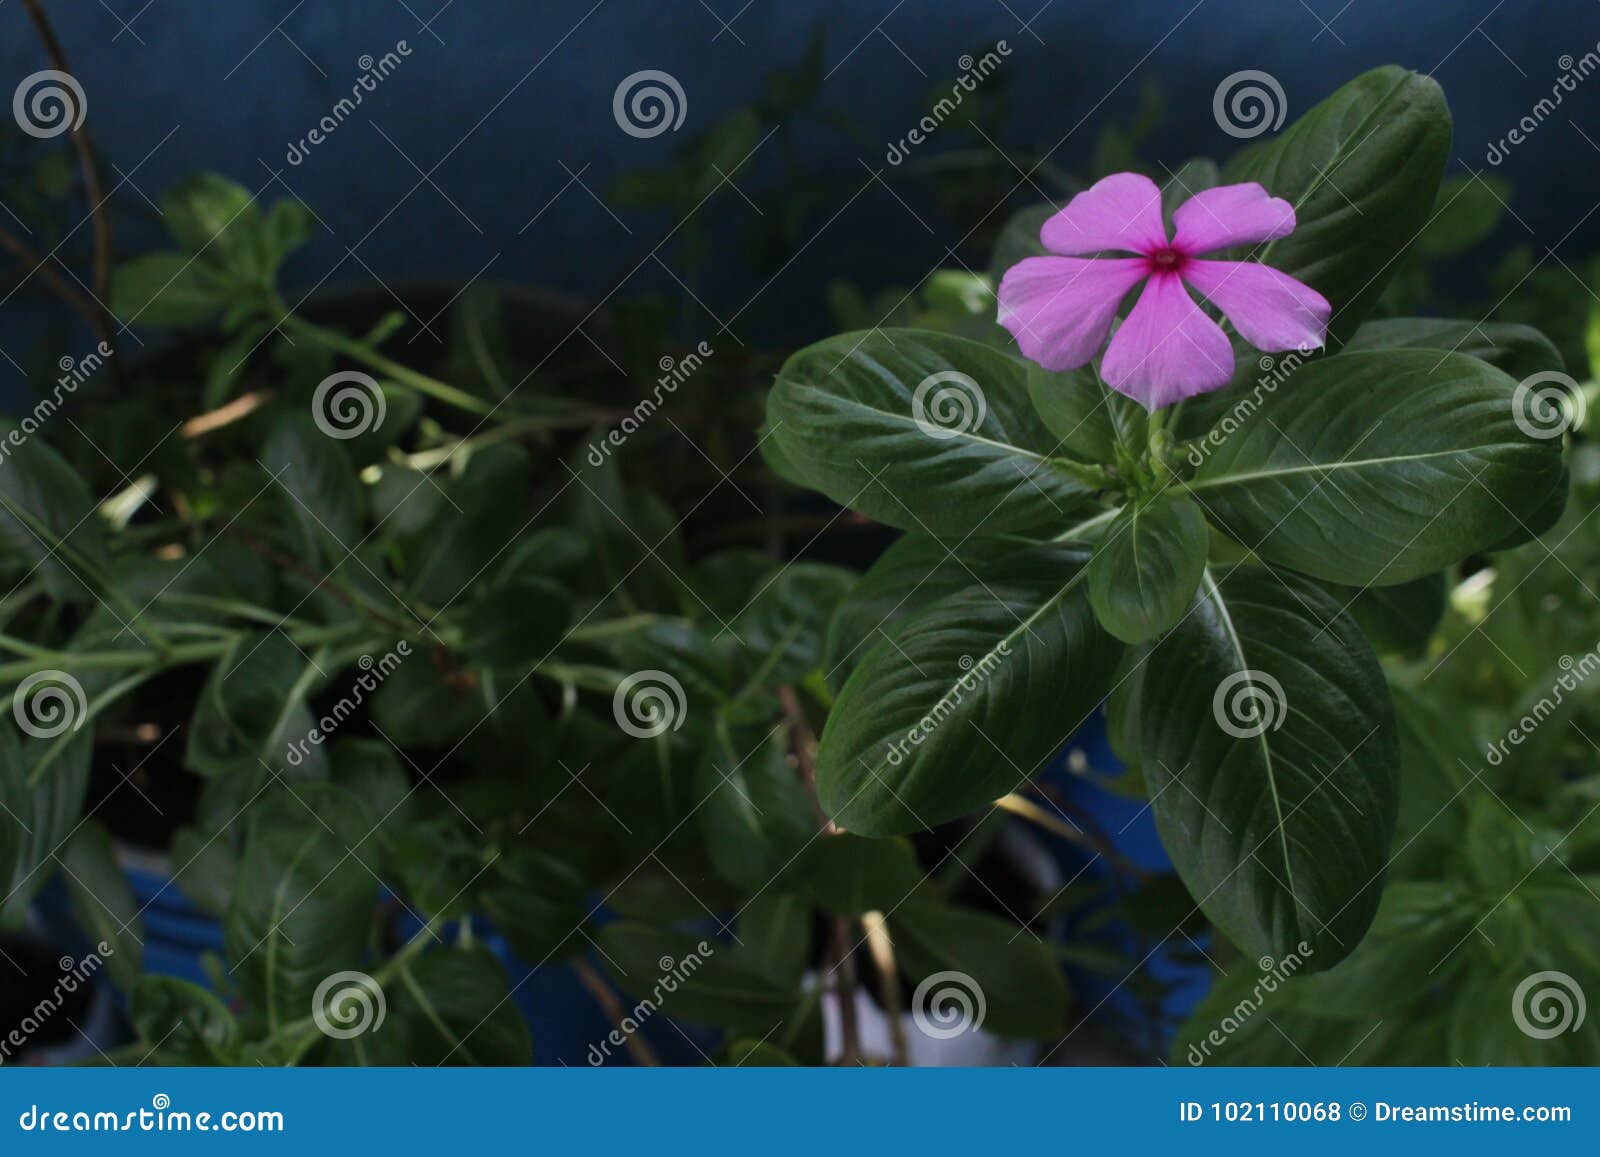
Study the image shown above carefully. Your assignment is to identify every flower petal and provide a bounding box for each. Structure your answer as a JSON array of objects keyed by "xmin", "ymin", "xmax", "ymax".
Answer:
[
  {"xmin": 1182, "ymin": 259, "xmax": 1331, "ymax": 352},
  {"xmin": 997, "ymin": 256, "xmax": 1149, "ymax": 372},
  {"xmin": 1170, "ymin": 182, "xmax": 1295, "ymax": 255},
  {"xmin": 1040, "ymin": 172, "xmax": 1168, "ymax": 256},
  {"xmin": 1100, "ymin": 272, "xmax": 1234, "ymax": 409}
]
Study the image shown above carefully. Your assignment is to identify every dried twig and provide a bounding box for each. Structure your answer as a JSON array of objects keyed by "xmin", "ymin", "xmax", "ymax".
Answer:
[{"xmin": 571, "ymin": 958, "xmax": 661, "ymax": 1067}]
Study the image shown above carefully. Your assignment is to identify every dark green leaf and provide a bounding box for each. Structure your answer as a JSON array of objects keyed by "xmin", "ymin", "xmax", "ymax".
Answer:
[
  {"xmin": 60, "ymin": 821, "xmax": 142, "ymax": 989},
  {"xmin": 130, "ymin": 976, "xmax": 240, "ymax": 1064},
  {"xmin": 1087, "ymin": 496, "xmax": 1208, "ymax": 644}
]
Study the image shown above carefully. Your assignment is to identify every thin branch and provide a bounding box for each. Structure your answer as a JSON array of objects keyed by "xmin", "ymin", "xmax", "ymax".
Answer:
[
  {"xmin": 21, "ymin": 0, "xmax": 115, "ymax": 341},
  {"xmin": 571, "ymin": 958, "xmax": 661, "ymax": 1067}
]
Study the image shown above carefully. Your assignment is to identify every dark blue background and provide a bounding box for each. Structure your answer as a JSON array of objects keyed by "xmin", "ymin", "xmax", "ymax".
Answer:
[{"xmin": 2, "ymin": 0, "xmax": 1597, "ymax": 401}]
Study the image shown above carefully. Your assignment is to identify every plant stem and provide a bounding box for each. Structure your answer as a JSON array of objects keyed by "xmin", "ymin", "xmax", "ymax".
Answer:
[
  {"xmin": 281, "ymin": 313, "xmax": 502, "ymax": 420},
  {"xmin": 862, "ymin": 910, "xmax": 909, "ymax": 1066}
]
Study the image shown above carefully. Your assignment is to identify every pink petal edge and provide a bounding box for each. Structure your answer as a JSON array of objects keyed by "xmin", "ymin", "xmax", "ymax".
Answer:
[
  {"xmin": 1039, "ymin": 172, "xmax": 1168, "ymax": 257},
  {"xmin": 1099, "ymin": 273, "xmax": 1234, "ymax": 410},
  {"xmin": 997, "ymin": 256, "xmax": 1149, "ymax": 372},
  {"xmin": 1181, "ymin": 260, "xmax": 1330, "ymax": 352},
  {"xmin": 1170, "ymin": 183, "xmax": 1296, "ymax": 256}
]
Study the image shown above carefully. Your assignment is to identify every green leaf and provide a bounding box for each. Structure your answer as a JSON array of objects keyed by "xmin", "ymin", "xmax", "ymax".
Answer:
[
  {"xmin": 767, "ymin": 329, "xmax": 1091, "ymax": 536},
  {"xmin": 1138, "ymin": 567, "xmax": 1398, "ymax": 968},
  {"xmin": 389, "ymin": 946, "xmax": 533, "ymax": 1065},
  {"xmin": 1320, "ymin": 573, "xmax": 1446, "ymax": 655},
  {"xmin": 185, "ymin": 631, "xmax": 328, "ymax": 779},
  {"xmin": 816, "ymin": 543, "xmax": 1122, "ymax": 835},
  {"xmin": 459, "ymin": 578, "xmax": 571, "ymax": 670},
  {"xmin": 802, "ymin": 833, "xmax": 923, "ymax": 915},
  {"xmin": 732, "ymin": 562, "xmax": 856, "ymax": 689},
  {"xmin": 596, "ymin": 923, "xmax": 793, "ymax": 1032},
  {"xmin": 727, "ymin": 1038, "xmax": 799, "ymax": 1065},
  {"xmin": 60, "ymin": 821, "xmax": 142, "ymax": 989},
  {"xmin": 1026, "ymin": 362, "xmax": 1148, "ymax": 467},
  {"xmin": 130, "ymin": 976, "xmax": 240, "ymax": 1064},
  {"xmin": 0, "ymin": 727, "xmax": 91, "ymax": 924},
  {"xmin": 0, "ymin": 422, "xmax": 108, "ymax": 602},
  {"xmin": 109, "ymin": 252, "xmax": 233, "ymax": 327},
  {"xmin": 224, "ymin": 785, "xmax": 379, "ymax": 1034},
  {"xmin": 1087, "ymin": 496, "xmax": 1208, "ymax": 644},
  {"xmin": 262, "ymin": 413, "xmax": 364, "ymax": 566},
  {"xmin": 1223, "ymin": 66, "xmax": 1451, "ymax": 345},
  {"xmin": 891, "ymin": 897, "xmax": 1069, "ymax": 1038},
  {"xmin": 1190, "ymin": 350, "xmax": 1566, "ymax": 585},
  {"xmin": 697, "ymin": 723, "xmax": 818, "ymax": 891},
  {"xmin": 1346, "ymin": 317, "xmax": 1563, "ymax": 381},
  {"xmin": 1415, "ymin": 173, "xmax": 1509, "ymax": 257},
  {"xmin": 480, "ymin": 848, "xmax": 587, "ymax": 964},
  {"xmin": 738, "ymin": 891, "xmax": 812, "ymax": 988},
  {"xmin": 821, "ymin": 533, "xmax": 1040, "ymax": 691}
]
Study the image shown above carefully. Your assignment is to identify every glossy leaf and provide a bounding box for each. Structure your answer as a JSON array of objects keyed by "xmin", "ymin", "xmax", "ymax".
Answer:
[
  {"xmin": 1138, "ymin": 567, "xmax": 1398, "ymax": 968},
  {"xmin": 1190, "ymin": 350, "xmax": 1566, "ymax": 585},
  {"xmin": 816, "ymin": 544, "xmax": 1122, "ymax": 835},
  {"xmin": 767, "ymin": 329, "xmax": 1091, "ymax": 536},
  {"xmin": 1087, "ymin": 496, "xmax": 1208, "ymax": 644}
]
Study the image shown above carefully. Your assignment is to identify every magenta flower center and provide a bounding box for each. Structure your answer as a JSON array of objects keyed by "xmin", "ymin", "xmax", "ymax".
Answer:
[{"xmin": 1147, "ymin": 247, "xmax": 1185, "ymax": 273}]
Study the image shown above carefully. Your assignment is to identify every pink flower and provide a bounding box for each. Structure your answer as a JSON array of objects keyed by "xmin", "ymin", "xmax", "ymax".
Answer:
[{"xmin": 997, "ymin": 172, "xmax": 1331, "ymax": 410}]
